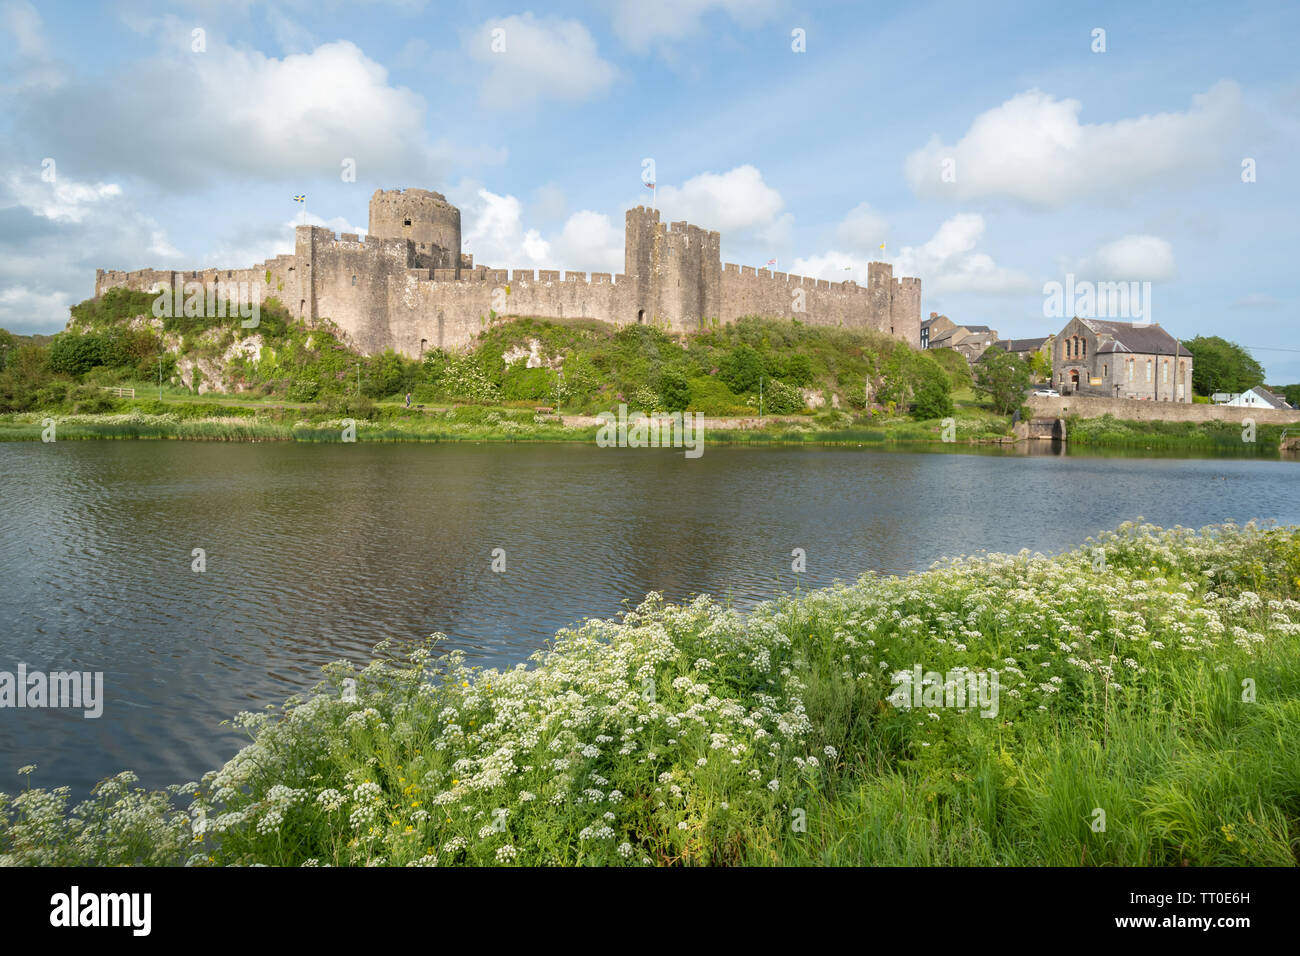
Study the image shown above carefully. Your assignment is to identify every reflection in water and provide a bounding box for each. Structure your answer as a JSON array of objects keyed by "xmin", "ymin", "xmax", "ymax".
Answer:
[{"xmin": 0, "ymin": 440, "xmax": 1295, "ymax": 794}]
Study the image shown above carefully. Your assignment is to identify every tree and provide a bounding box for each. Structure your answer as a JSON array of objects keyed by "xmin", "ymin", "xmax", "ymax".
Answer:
[
  {"xmin": 974, "ymin": 348, "xmax": 1031, "ymax": 415},
  {"xmin": 47, "ymin": 332, "xmax": 106, "ymax": 376},
  {"xmin": 363, "ymin": 349, "xmax": 410, "ymax": 398},
  {"xmin": 718, "ymin": 344, "xmax": 764, "ymax": 393},
  {"xmin": 1028, "ymin": 348, "xmax": 1052, "ymax": 383},
  {"xmin": 657, "ymin": 368, "xmax": 691, "ymax": 411},
  {"xmin": 782, "ymin": 352, "xmax": 815, "ymax": 387},
  {"xmin": 912, "ymin": 376, "xmax": 954, "ymax": 420},
  {"xmin": 1274, "ymin": 384, "xmax": 1300, "ymax": 408},
  {"xmin": 1184, "ymin": 336, "xmax": 1264, "ymax": 396},
  {"xmin": 877, "ymin": 347, "xmax": 952, "ymax": 410}
]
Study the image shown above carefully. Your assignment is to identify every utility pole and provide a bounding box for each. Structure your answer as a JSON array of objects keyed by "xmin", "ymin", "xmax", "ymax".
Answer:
[{"xmin": 759, "ymin": 376, "xmax": 764, "ymax": 418}]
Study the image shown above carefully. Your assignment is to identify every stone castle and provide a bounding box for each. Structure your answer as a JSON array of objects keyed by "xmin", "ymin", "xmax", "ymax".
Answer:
[{"xmin": 96, "ymin": 188, "xmax": 922, "ymax": 356}]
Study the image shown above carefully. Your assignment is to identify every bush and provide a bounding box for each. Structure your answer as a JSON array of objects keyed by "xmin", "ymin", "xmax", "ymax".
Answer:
[
  {"xmin": 321, "ymin": 393, "xmax": 376, "ymax": 420},
  {"xmin": 686, "ymin": 376, "xmax": 748, "ymax": 415},
  {"xmin": 782, "ymin": 353, "xmax": 815, "ymax": 388},
  {"xmin": 287, "ymin": 380, "xmax": 321, "ymax": 403},
  {"xmin": 657, "ymin": 369, "xmax": 691, "ymax": 412},
  {"xmin": 47, "ymin": 333, "xmax": 107, "ymax": 377},
  {"xmin": 911, "ymin": 377, "xmax": 954, "ymax": 420},
  {"xmin": 501, "ymin": 366, "xmax": 557, "ymax": 402},
  {"xmin": 878, "ymin": 347, "xmax": 952, "ymax": 411},
  {"xmin": 762, "ymin": 379, "xmax": 803, "ymax": 415},
  {"xmin": 717, "ymin": 344, "xmax": 764, "ymax": 394},
  {"xmin": 69, "ymin": 387, "xmax": 117, "ymax": 414}
]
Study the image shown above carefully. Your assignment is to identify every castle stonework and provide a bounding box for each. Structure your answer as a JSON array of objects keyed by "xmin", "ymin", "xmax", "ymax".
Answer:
[{"xmin": 95, "ymin": 189, "xmax": 921, "ymax": 357}]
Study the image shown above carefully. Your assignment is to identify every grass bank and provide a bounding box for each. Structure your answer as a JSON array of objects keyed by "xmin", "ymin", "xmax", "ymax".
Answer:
[
  {"xmin": 3, "ymin": 521, "xmax": 1298, "ymax": 866},
  {"xmin": 0, "ymin": 404, "xmax": 1011, "ymax": 446},
  {"xmin": 1067, "ymin": 413, "xmax": 1288, "ymax": 451}
]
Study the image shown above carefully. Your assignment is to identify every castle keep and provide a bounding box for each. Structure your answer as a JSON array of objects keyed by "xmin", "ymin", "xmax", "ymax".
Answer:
[{"xmin": 96, "ymin": 188, "xmax": 922, "ymax": 356}]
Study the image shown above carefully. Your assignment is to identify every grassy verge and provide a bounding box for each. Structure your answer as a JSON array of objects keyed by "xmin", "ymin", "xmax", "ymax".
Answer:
[
  {"xmin": 1067, "ymin": 414, "xmax": 1287, "ymax": 451},
  {"xmin": 0, "ymin": 404, "xmax": 1011, "ymax": 445},
  {"xmin": 3, "ymin": 521, "xmax": 1297, "ymax": 866}
]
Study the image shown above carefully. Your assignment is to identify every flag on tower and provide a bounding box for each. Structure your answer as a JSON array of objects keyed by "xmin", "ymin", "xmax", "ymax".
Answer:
[{"xmin": 293, "ymin": 195, "xmax": 305, "ymax": 203}]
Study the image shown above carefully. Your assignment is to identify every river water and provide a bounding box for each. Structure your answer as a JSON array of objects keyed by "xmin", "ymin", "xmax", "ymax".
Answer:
[{"xmin": 1, "ymin": 440, "xmax": 1296, "ymax": 794}]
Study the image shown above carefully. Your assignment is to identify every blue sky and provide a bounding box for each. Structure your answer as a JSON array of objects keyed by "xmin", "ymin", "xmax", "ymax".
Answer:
[{"xmin": 2, "ymin": 0, "xmax": 1298, "ymax": 379}]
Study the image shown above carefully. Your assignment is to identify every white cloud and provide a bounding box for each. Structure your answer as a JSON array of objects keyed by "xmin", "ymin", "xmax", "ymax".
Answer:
[
  {"xmin": 653, "ymin": 165, "xmax": 785, "ymax": 235},
  {"xmin": 3, "ymin": 170, "xmax": 121, "ymax": 223},
  {"xmin": 833, "ymin": 202, "xmax": 890, "ymax": 251},
  {"xmin": 894, "ymin": 214, "xmax": 1032, "ymax": 294},
  {"xmin": 458, "ymin": 188, "xmax": 549, "ymax": 267},
  {"xmin": 0, "ymin": 286, "xmax": 71, "ymax": 333},
  {"xmin": 0, "ymin": 169, "xmax": 187, "ymax": 334},
  {"xmin": 792, "ymin": 213, "xmax": 1031, "ymax": 295},
  {"xmin": 201, "ymin": 212, "xmax": 367, "ymax": 269},
  {"xmin": 1075, "ymin": 234, "xmax": 1176, "ymax": 281},
  {"xmin": 786, "ymin": 251, "xmax": 867, "ymax": 283},
  {"xmin": 607, "ymin": 0, "xmax": 781, "ymax": 51},
  {"xmin": 468, "ymin": 14, "xmax": 617, "ymax": 108},
  {"xmin": 452, "ymin": 184, "xmax": 623, "ymax": 273},
  {"xmin": 1, "ymin": 0, "xmax": 62, "ymax": 90},
  {"xmin": 905, "ymin": 81, "xmax": 1242, "ymax": 206},
  {"xmin": 550, "ymin": 210, "xmax": 624, "ymax": 273},
  {"xmin": 17, "ymin": 38, "xmax": 497, "ymax": 188}
]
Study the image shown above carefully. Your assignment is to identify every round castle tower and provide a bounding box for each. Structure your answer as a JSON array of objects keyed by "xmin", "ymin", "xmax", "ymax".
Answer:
[{"xmin": 368, "ymin": 188, "xmax": 461, "ymax": 270}]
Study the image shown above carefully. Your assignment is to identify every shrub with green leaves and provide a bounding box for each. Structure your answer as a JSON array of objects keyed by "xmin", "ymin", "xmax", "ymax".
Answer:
[{"xmin": 718, "ymin": 344, "xmax": 764, "ymax": 394}]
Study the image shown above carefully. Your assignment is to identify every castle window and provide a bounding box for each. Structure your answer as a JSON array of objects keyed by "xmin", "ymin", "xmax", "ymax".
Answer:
[
  {"xmin": 351, "ymin": 275, "xmax": 357, "ymax": 286},
  {"xmin": 1103, "ymin": 364, "xmax": 1108, "ymax": 377},
  {"xmin": 404, "ymin": 218, "xmax": 411, "ymax": 226}
]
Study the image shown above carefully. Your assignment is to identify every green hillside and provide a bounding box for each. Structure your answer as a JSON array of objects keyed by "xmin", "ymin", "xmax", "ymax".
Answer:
[{"xmin": 1, "ymin": 289, "xmax": 969, "ymax": 424}]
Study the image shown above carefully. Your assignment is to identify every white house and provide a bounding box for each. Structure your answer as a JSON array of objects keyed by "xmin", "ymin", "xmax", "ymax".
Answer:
[{"xmin": 1219, "ymin": 386, "xmax": 1292, "ymax": 409}]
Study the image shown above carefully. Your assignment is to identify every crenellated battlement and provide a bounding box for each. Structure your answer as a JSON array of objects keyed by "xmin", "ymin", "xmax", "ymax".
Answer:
[{"xmin": 96, "ymin": 189, "xmax": 922, "ymax": 355}]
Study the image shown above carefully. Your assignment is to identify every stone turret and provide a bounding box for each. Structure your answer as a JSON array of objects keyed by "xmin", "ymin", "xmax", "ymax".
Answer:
[{"xmin": 368, "ymin": 188, "xmax": 461, "ymax": 271}]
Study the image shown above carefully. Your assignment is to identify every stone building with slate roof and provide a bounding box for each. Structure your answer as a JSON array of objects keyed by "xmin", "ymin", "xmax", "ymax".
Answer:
[{"xmin": 1054, "ymin": 317, "xmax": 1193, "ymax": 402}]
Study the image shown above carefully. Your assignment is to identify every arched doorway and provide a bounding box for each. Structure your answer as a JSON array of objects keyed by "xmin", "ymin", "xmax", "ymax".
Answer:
[
  {"xmin": 1070, "ymin": 370, "xmax": 1080, "ymax": 390},
  {"xmin": 636, "ymin": 309, "xmax": 646, "ymax": 324}
]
